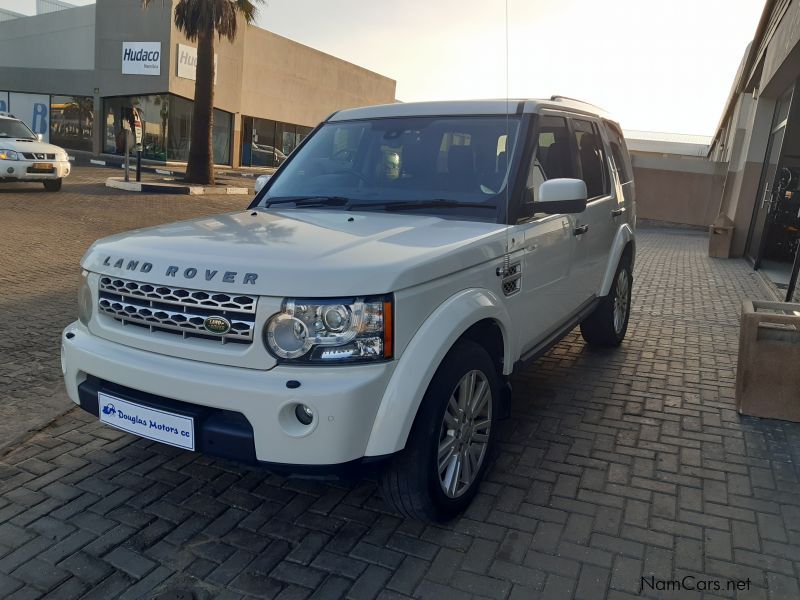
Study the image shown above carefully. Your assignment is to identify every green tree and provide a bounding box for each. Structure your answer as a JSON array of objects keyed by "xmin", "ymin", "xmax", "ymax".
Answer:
[{"xmin": 143, "ymin": 0, "xmax": 263, "ymax": 184}]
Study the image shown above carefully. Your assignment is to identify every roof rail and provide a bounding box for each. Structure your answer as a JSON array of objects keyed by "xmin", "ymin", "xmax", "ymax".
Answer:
[
  {"xmin": 549, "ymin": 95, "xmax": 607, "ymax": 112},
  {"xmin": 0, "ymin": 111, "xmax": 17, "ymax": 119}
]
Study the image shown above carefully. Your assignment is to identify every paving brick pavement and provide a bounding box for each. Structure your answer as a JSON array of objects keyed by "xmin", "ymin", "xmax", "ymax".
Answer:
[
  {"xmin": 3, "ymin": 173, "xmax": 800, "ymax": 599},
  {"xmin": 0, "ymin": 167, "xmax": 250, "ymax": 449}
]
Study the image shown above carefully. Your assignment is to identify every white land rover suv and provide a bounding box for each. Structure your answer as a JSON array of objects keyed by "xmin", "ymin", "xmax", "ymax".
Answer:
[
  {"xmin": 62, "ymin": 97, "xmax": 635, "ymax": 521},
  {"xmin": 0, "ymin": 113, "xmax": 71, "ymax": 191}
]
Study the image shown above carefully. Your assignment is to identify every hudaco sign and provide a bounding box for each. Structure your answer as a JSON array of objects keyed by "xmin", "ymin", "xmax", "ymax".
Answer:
[
  {"xmin": 122, "ymin": 42, "xmax": 161, "ymax": 75},
  {"xmin": 176, "ymin": 43, "xmax": 217, "ymax": 83}
]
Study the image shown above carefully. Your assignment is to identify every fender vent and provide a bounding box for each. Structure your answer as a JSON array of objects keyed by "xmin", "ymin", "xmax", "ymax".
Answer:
[{"xmin": 502, "ymin": 262, "xmax": 521, "ymax": 296}]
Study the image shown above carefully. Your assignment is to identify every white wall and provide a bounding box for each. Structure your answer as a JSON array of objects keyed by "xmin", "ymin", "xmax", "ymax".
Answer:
[{"xmin": 0, "ymin": 4, "xmax": 95, "ymax": 71}]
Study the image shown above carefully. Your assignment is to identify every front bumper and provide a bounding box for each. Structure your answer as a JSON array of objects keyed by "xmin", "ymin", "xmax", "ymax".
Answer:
[
  {"xmin": 61, "ymin": 322, "xmax": 397, "ymax": 467},
  {"xmin": 0, "ymin": 159, "xmax": 70, "ymax": 181}
]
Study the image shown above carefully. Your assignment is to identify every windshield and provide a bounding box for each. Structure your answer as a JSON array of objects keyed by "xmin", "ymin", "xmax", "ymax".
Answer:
[
  {"xmin": 0, "ymin": 119, "xmax": 36, "ymax": 140},
  {"xmin": 260, "ymin": 115, "xmax": 521, "ymax": 214}
]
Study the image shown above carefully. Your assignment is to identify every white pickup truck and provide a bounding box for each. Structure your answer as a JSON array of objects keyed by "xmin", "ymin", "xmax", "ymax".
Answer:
[
  {"xmin": 0, "ymin": 112, "xmax": 71, "ymax": 191},
  {"xmin": 62, "ymin": 97, "xmax": 635, "ymax": 521}
]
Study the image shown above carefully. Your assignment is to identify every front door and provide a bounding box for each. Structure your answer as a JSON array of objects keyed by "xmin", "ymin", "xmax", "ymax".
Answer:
[
  {"xmin": 747, "ymin": 86, "xmax": 794, "ymax": 267},
  {"xmin": 505, "ymin": 113, "xmax": 583, "ymax": 352},
  {"xmin": 505, "ymin": 215, "xmax": 577, "ymax": 353}
]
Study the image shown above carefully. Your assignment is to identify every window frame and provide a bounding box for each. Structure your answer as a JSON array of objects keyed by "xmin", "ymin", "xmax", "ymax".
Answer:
[
  {"xmin": 602, "ymin": 119, "xmax": 633, "ymax": 186},
  {"xmin": 567, "ymin": 116, "xmax": 613, "ymax": 201}
]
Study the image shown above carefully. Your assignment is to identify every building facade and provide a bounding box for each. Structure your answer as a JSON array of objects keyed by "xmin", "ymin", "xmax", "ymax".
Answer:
[
  {"xmin": 711, "ymin": 0, "xmax": 800, "ymax": 301},
  {"xmin": 0, "ymin": 0, "xmax": 396, "ymax": 167}
]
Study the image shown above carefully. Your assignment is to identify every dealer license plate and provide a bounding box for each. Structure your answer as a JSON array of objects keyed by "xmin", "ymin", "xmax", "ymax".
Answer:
[
  {"xmin": 98, "ymin": 392, "xmax": 195, "ymax": 450},
  {"xmin": 32, "ymin": 162, "xmax": 53, "ymax": 171}
]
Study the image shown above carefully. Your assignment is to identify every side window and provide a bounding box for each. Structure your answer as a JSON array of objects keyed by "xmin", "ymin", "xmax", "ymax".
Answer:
[
  {"xmin": 521, "ymin": 115, "xmax": 575, "ymax": 219},
  {"xmin": 571, "ymin": 119, "xmax": 610, "ymax": 199},
  {"xmin": 531, "ymin": 115, "xmax": 576, "ymax": 182},
  {"xmin": 604, "ymin": 121, "xmax": 633, "ymax": 184}
]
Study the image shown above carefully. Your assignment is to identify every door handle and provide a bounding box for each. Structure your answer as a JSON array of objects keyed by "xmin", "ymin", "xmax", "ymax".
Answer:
[
  {"xmin": 611, "ymin": 207, "xmax": 626, "ymax": 217},
  {"xmin": 761, "ymin": 186, "xmax": 772, "ymax": 209},
  {"xmin": 574, "ymin": 224, "xmax": 589, "ymax": 236}
]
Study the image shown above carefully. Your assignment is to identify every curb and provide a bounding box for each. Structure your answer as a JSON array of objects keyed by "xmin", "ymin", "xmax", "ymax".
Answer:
[
  {"xmin": 105, "ymin": 177, "xmax": 249, "ymax": 195},
  {"xmin": 81, "ymin": 155, "xmax": 273, "ymax": 179}
]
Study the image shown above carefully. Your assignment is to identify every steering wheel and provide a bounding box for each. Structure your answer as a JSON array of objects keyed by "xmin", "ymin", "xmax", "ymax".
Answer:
[
  {"xmin": 329, "ymin": 149, "xmax": 368, "ymax": 182},
  {"xmin": 331, "ymin": 148, "xmax": 354, "ymax": 161}
]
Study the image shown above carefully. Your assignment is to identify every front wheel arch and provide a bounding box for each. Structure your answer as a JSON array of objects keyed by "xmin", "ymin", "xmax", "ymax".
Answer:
[{"xmin": 364, "ymin": 290, "xmax": 513, "ymax": 458}]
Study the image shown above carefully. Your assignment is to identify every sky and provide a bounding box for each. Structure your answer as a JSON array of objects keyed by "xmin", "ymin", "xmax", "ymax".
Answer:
[{"xmin": 2, "ymin": 0, "xmax": 766, "ymax": 135}]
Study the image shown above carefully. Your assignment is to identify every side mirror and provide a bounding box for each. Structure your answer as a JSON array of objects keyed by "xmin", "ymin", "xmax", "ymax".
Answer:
[
  {"xmin": 254, "ymin": 174, "xmax": 271, "ymax": 194},
  {"xmin": 536, "ymin": 178, "xmax": 588, "ymax": 214},
  {"xmin": 37, "ymin": 133, "xmax": 43, "ymax": 142}
]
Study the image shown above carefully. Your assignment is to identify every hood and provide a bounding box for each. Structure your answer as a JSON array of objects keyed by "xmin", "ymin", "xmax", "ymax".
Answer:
[
  {"xmin": 82, "ymin": 209, "xmax": 508, "ymax": 296},
  {"xmin": 3, "ymin": 138, "xmax": 66, "ymax": 155}
]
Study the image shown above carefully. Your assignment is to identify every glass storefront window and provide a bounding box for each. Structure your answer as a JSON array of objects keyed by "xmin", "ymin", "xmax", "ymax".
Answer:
[
  {"xmin": 104, "ymin": 94, "xmax": 170, "ymax": 161},
  {"xmin": 241, "ymin": 119, "xmax": 314, "ymax": 167},
  {"xmin": 50, "ymin": 95, "xmax": 94, "ymax": 152},
  {"xmin": 212, "ymin": 108, "xmax": 231, "ymax": 165},
  {"xmin": 103, "ymin": 93, "xmax": 232, "ymax": 165}
]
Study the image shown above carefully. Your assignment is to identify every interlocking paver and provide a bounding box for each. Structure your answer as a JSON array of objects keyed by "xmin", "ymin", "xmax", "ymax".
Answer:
[{"xmin": 2, "ymin": 173, "xmax": 800, "ymax": 597}]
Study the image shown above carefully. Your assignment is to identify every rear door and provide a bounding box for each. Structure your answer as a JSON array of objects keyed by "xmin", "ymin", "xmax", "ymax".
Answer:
[{"xmin": 568, "ymin": 116, "xmax": 617, "ymax": 297}]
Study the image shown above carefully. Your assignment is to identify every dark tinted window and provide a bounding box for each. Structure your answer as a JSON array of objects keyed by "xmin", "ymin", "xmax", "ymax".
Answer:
[
  {"xmin": 572, "ymin": 119, "xmax": 609, "ymax": 198},
  {"xmin": 604, "ymin": 121, "xmax": 632, "ymax": 183}
]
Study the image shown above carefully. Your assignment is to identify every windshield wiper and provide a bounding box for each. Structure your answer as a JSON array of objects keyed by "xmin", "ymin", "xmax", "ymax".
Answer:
[
  {"xmin": 346, "ymin": 199, "xmax": 497, "ymax": 212},
  {"xmin": 264, "ymin": 196, "xmax": 350, "ymax": 208}
]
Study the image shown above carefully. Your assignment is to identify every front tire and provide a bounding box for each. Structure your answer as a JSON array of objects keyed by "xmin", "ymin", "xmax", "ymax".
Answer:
[
  {"xmin": 580, "ymin": 256, "xmax": 632, "ymax": 347},
  {"xmin": 380, "ymin": 340, "xmax": 499, "ymax": 522},
  {"xmin": 43, "ymin": 179, "xmax": 62, "ymax": 192}
]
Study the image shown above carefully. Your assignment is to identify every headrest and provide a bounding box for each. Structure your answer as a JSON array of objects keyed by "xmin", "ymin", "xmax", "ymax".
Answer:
[{"xmin": 448, "ymin": 145, "xmax": 475, "ymax": 176}]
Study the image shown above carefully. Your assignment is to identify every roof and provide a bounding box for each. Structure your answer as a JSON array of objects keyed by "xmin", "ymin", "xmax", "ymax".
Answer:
[
  {"xmin": 624, "ymin": 130, "xmax": 713, "ymax": 145},
  {"xmin": 328, "ymin": 97, "xmax": 616, "ymax": 122},
  {"xmin": 0, "ymin": 112, "xmax": 19, "ymax": 120}
]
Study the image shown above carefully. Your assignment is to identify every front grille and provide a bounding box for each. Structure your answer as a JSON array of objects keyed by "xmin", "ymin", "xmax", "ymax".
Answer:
[
  {"xmin": 21, "ymin": 152, "xmax": 55, "ymax": 160},
  {"xmin": 98, "ymin": 277, "xmax": 257, "ymax": 344}
]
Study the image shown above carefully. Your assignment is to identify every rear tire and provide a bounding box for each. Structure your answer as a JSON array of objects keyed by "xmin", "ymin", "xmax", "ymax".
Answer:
[
  {"xmin": 580, "ymin": 256, "xmax": 632, "ymax": 347},
  {"xmin": 43, "ymin": 179, "xmax": 62, "ymax": 192},
  {"xmin": 380, "ymin": 340, "xmax": 499, "ymax": 522}
]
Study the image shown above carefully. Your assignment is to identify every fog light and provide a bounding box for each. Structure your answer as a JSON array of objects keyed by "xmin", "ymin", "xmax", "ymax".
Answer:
[
  {"xmin": 295, "ymin": 404, "xmax": 313, "ymax": 425},
  {"xmin": 6, "ymin": 167, "xmax": 13, "ymax": 174}
]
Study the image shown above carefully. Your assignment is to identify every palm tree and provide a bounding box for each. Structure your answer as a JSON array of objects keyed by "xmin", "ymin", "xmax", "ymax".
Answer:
[{"xmin": 143, "ymin": 0, "xmax": 263, "ymax": 184}]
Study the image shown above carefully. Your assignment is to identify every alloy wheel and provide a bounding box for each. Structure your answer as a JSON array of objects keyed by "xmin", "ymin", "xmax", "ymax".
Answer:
[
  {"xmin": 613, "ymin": 268, "xmax": 630, "ymax": 335},
  {"xmin": 437, "ymin": 370, "xmax": 492, "ymax": 498}
]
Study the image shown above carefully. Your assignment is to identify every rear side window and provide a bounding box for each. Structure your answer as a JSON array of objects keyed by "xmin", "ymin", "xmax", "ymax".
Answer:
[
  {"xmin": 604, "ymin": 121, "xmax": 633, "ymax": 184},
  {"xmin": 571, "ymin": 119, "xmax": 610, "ymax": 199}
]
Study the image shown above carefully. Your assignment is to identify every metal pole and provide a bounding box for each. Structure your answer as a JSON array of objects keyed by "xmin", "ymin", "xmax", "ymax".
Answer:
[{"xmin": 124, "ymin": 133, "xmax": 130, "ymax": 182}]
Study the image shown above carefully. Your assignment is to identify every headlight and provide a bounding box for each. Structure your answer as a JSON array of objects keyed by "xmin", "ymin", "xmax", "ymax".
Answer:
[
  {"xmin": 265, "ymin": 296, "xmax": 393, "ymax": 363},
  {"xmin": 58, "ymin": 151, "xmax": 70, "ymax": 162},
  {"xmin": 78, "ymin": 274, "xmax": 93, "ymax": 326},
  {"xmin": 0, "ymin": 149, "xmax": 19, "ymax": 161}
]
